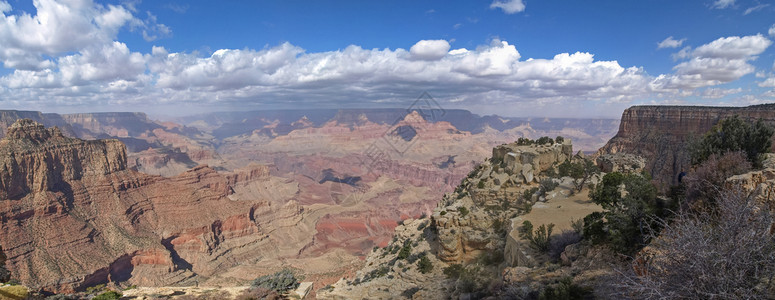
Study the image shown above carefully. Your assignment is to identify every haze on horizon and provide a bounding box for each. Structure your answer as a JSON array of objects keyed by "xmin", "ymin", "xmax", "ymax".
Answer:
[{"xmin": 0, "ymin": 0, "xmax": 774, "ymax": 118}]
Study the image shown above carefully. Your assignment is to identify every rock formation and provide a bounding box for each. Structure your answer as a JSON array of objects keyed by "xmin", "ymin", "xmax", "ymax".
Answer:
[
  {"xmin": 598, "ymin": 104, "xmax": 775, "ymax": 187},
  {"xmin": 0, "ymin": 120, "xmax": 298, "ymax": 293}
]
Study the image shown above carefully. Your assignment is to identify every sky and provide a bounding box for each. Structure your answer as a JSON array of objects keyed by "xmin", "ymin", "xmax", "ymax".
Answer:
[{"xmin": 0, "ymin": 0, "xmax": 774, "ymax": 118}]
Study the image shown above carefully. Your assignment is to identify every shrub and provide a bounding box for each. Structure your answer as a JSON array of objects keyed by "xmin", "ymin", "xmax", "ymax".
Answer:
[
  {"xmin": 539, "ymin": 277, "xmax": 592, "ymax": 300},
  {"xmin": 417, "ymin": 255, "xmax": 433, "ymax": 273},
  {"xmin": 397, "ymin": 241, "xmax": 412, "ymax": 260},
  {"xmin": 235, "ymin": 286, "xmax": 282, "ymax": 300},
  {"xmin": 684, "ymin": 151, "xmax": 751, "ymax": 209},
  {"xmin": 457, "ymin": 206, "xmax": 469, "ymax": 217},
  {"xmin": 522, "ymin": 202, "xmax": 533, "ymax": 213},
  {"xmin": 516, "ymin": 137, "xmax": 534, "ymax": 146},
  {"xmin": 555, "ymin": 136, "xmax": 565, "ymax": 144},
  {"xmin": 536, "ymin": 136, "xmax": 554, "ymax": 145},
  {"xmin": 690, "ymin": 116, "xmax": 774, "ymax": 167},
  {"xmin": 570, "ymin": 218, "xmax": 584, "ymax": 235},
  {"xmin": 540, "ymin": 178, "xmax": 559, "ymax": 193},
  {"xmin": 558, "ymin": 159, "xmax": 599, "ymax": 192},
  {"xmin": 93, "ymin": 291, "xmax": 122, "ymax": 300},
  {"xmin": 585, "ymin": 172, "xmax": 663, "ymax": 254},
  {"xmin": 443, "ymin": 264, "xmax": 465, "ymax": 279},
  {"xmin": 250, "ymin": 269, "xmax": 300, "ymax": 293},
  {"xmin": 522, "ymin": 187, "xmax": 538, "ymax": 202},
  {"xmin": 477, "ymin": 180, "xmax": 486, "ymax": 189},
  {"xmin": 519, "ymin": 220, "xmax": 555, "ymax": 252},
  {"xmin": 607, "ymin": 188, "xmax": 775, "ymax": 299},
  {"xmin": 0, "ymin": 285, "xmax": 29, "ymax": 300}
]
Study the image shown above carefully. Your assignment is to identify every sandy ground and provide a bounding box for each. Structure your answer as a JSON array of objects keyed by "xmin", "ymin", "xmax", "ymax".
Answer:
[
  {"xmin": 515, "ymin": 184, "xmax": 602, "ymax": 233},
  {"xmin": 121, "ymin": 286, "xmax": 250, "ymax": 299}
]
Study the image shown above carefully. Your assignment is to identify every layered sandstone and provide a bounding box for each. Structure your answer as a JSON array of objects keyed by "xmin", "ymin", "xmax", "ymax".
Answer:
[
  {"xmin": 598, "ymin": 104, "xmax": 775, "ymax": 186},
  {"xmin": 0, "ymin": 120, "xmax": 297, "ymax": 293}
]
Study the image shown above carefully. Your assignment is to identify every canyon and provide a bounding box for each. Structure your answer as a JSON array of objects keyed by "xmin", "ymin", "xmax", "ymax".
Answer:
[{"xmin": 0, "ymin": 108, "xmax": 620, "ymax": 294}]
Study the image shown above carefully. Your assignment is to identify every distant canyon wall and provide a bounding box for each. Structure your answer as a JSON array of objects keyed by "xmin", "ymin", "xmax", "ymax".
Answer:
[{"xmin": 598, "ymin": 104, "xmax": 775, "ymax": 186}]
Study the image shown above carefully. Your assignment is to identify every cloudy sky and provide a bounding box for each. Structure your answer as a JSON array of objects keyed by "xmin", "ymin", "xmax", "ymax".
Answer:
[{"xmin": 0, "ymin": 0, "xmax": 774, "ymax": 118}]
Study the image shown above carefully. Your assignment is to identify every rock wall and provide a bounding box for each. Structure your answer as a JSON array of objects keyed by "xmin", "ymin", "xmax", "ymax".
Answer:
[
  {"xmin": 0, "ymin": 120, "xmax": 127, "ymax": 199},
  {"xmin": 598, "ymin": 104, "xmax": 775, "ymax": 186},
  {"xmin": 0, "ymin": 120, "xmax": 291, "ymax": 292}
]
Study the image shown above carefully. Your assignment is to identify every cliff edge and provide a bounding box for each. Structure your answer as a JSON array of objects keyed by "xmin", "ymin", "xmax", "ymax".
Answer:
[{"xmin": 598, "ymin": 104, "xmax": 775, "ymax": 186}]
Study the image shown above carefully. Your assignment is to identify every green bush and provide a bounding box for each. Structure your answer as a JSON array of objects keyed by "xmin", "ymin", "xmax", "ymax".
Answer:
[
  {"xmin": 539, "ymin": 277, "xmax": 592, "ymax": 300},
  {"xmin": 457, "ymin": 206, "xmax": 469, "ymax": 217},
  {"xmin": 477, "ymin": 180, "xmax": 485, "ymax": 189},
  {"xmin": 516, "ymin": 137, "xmax": 534, "ymax": 146},
  {"xmin": 536, "ymin": 136, "xmax": 554, "ymax": 145},
  {"xmin": 540, "ymin": 178, "xmax": 559, "ymax": 193},
  {"xmin": 397, "ymin": 241, "xmax": 412, "ymax": 260},
  {"xmin": 555, "ymin": 136, "xmax": 565, "ymax": 144},
  {"xmin": 93, "ymin": 291, "xmax": 122, "ymax": 300},
  {"xmin": 443, "ymin": 264, "xmax": 465, "ymax": 279},
  {"xmin": 584, "ymin": 172, "xmax": 661, "ymax": 253},
  {"xmin": 519, "ymin": 220, "xmax": 555, "ymax": 252},
  {"xmin": 690, "ymin": 116, "xmax": 774, "ymax": 167},
  {"xmin": 417, "ymin": 255, "xmax": 433, "ymax": 273},
  {"xmin": 250, "ymin": 269, "xmax": 300, "ymax": 292},
  {"xmin": 558, "ymin": 159, "xmax": 599, "ymax": 191}
]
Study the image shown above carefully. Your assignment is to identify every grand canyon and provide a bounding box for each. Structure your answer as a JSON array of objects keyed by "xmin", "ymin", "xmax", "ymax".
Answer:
[
  {"xmin": 2, "ymin": 0, "xmax": 774, "ymax": 299},
  {"xmin": 0, "ymin": 108, "xmax": 620, "ymax": 296}
]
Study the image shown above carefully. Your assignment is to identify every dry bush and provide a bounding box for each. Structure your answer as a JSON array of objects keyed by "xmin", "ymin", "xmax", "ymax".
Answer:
[
  {"xmin": 235, "ymin": 287, "xmax": 281, "ymax": 300},
  {"xmin": 684, "ymin": 151, "xmax": 751, "ymax": 208},
  {"xmin": 604, "ymin": 188, "xmax": 775, "ymax": 299}
]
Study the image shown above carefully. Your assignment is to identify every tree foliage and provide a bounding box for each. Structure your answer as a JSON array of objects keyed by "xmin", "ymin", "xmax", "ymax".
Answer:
[
  {"xmin": 584, "ymin": 172, "xmax": 662, "ymax": 253},
  {"xmin": 536, "ymin": 136, "xmax": 555, "ymax": 145},
  {"xmin": 558, "ymin": 159, "xmax": 600, "ymax": 192},
  {"xmin": 519, "ymin": 220, "xmax": 555, "ymax": 252},
  {"xmin": 691, "ymin": 116, "xmax": 773, "ymax": 167}
]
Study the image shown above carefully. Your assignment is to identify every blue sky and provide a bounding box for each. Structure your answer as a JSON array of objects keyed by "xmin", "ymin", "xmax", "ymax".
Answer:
[{"xmin": 0, "ymin": 0, "xmax": 774, "ymax": 118}]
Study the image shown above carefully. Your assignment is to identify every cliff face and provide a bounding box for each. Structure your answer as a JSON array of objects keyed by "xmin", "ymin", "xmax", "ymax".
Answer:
[
  {"xmin": 0, "ymin": 119, "xmax": 127, "ymax": 199},
  {"xmin": 598, "ymin": 104, "xmax": 775, "ymax": 186},
  {"xmin": 0, "ymin": 120, "xmax": 293, "ymax": 292}
]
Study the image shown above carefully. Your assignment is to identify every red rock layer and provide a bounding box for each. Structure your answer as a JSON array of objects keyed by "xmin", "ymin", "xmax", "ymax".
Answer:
[{"xmin": 0, "ymin": 120, "xmax": 278, "ymax": 292}]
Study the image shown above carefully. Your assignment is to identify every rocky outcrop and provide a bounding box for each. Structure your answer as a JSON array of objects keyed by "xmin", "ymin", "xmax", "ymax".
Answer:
[
  {"xmin": 598, "ymin": 104, "xmax": 775, "ymax": 186},
  {"xmin": 596, "ymin": 153, "xmax": 646, "ymax": 174},
  {"xmin": 433, "ymin": 140, "xmax": 573, "ymax": 263},
  {"xmin": 0, "ymin": 120, "xmax": 292, "ymax": 292},
  {"xmin": 492, "ymin": 140, "xmax": 573, "ymax": 183}
]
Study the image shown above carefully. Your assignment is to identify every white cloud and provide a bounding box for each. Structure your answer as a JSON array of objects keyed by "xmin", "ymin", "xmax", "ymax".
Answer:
[
  {"xmin": 654, "ymin": 35, "xmax": 772, "ymax": 90},
  {"xmin": 769, "ymin": 24, "xmax": 775, "ymax": 37},
  {"xmin": 0, "ymin": 2, "xmax": 771, "ymax": 117},
  {"xmin": 409, "ymin": 40, "xmax": 451, "ymax": 61},
  {"xmin": 743, "ymin": 4, "xmax": 769, "ymax": 15},
  {"xmin": 657, "ymin": 36, "xmax": 686, "ymax": 49},
  {"xmin": 0, "ymin": 0, "xmax": 162, "ymax": 70},
  {"xmin": 759, "ymin": 77, "xmax": 775, "ymax": 88},
  {"xmin": 490, "ymin": 0, "xmax": 525, "ymax": 14},
  {"xmin": 700, "ymin": 87, "xmax": 742, "ymax": 98},
  {"xmin": 712, "ymin": 0, "xmax": 735, "ymax": 9}
]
